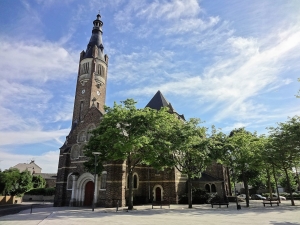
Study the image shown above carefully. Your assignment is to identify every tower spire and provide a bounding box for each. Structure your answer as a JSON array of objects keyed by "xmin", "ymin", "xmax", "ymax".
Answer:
[{"xmin": 84, "ymin": 13, "xmax": 105, "ymax": 59}]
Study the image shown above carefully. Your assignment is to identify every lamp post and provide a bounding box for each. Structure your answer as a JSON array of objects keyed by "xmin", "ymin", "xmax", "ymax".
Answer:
[{"xmin": 92, "ymin": 152, "xmax": 101, "ymax": 212}]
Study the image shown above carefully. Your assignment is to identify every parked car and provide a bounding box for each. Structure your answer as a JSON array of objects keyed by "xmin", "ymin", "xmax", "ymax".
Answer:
[
  {"xmin": 251, "ymin": 194, "xmax": 266, "ymax": 200},
  {"xmin": 269, "ymin": 194, "xmax": 286, "ymax": 200}
]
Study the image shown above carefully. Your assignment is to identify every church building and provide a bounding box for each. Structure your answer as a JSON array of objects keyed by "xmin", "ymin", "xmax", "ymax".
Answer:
[{"xmin": 54, "ymin": 14, "xmax": 230, "ymax": 208}]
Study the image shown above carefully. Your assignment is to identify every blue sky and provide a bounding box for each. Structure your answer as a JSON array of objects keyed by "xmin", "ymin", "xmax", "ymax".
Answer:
[{"xmin": 0, "ymin": 0, "xmax": 299, "ymax": 173}]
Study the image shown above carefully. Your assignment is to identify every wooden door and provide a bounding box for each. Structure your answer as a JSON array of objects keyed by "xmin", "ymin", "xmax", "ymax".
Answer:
[
  {"xmin": 84, "ymin": 181, "xmax": 94, "ymax": 206},
  {"xmin": 155, "ymin": 187, "xmax": 161, "ymax": 201}
]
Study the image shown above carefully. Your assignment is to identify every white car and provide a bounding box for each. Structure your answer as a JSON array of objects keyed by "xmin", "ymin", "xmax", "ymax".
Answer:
[{"xmin": 269, "ymin": 194, "xmax": 286, "ymax": 200}]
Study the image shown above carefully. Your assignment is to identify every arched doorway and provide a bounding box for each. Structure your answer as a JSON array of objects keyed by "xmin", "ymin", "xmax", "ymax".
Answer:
[
  {"xmin": 155, "ymin": 187, "xmax": 161, "ymax": 201},
  {"xmin": 84, "ymin": 181, "xmax": 94, "ymax": 206}
]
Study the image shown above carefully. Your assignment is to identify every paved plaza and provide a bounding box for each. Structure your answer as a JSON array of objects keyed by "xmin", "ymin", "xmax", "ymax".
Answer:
[{"xmin": 0, "ymin": 201, "xmax": 300, "ymax": 225}]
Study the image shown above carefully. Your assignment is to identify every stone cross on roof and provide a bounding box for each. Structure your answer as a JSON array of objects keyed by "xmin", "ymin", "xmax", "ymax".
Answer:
[{"xmin": 92, "ymin": 97, "xmax": 97, "ymax": 107}]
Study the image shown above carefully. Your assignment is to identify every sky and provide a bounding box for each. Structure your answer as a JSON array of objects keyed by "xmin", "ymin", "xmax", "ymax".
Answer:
[{"xmin": 0, "ymin": 0, "xmax": 299, "ymax": 173}]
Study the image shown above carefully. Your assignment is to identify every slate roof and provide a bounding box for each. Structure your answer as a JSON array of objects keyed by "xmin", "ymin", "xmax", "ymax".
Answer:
[
  {"xmin": 12, "ymin": 161, "xmax": 42, "ymax": 171},
  {"xmin": 84, "ymin": 14, "xmax": 105, "ymax": 60},
  {"xmin": 145, "ymin": 90, "xmax": 169, "ymax": 110},
  {"xmin": 146, "ymin": 90, "xmax": 185, "ymax": 120}
]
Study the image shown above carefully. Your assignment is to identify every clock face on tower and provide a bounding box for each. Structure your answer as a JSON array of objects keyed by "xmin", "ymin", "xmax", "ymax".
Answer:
[
  {"xmin": 97, "ymin": 91, "xmax": 100, "ymax": 96},
  {"xmin": 81, "ymin": 89, "xmax": 85, "ymax": 94}
]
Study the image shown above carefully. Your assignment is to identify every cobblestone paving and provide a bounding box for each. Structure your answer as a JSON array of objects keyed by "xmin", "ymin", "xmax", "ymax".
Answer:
[{"xmin": 0, "ymin": 200, "xmax": 299, "ymax": 225}]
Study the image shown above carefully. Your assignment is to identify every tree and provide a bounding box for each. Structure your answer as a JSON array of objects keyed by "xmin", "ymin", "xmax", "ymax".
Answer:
[
  {"xmin": 225, "ymin": 128, "xmax": 265, "ymax": 207},
  {"xmin": 0, "ymin": 168, "xmax": 33, "ymax": 196},
  {"xmin": 267, "ymin": 116, "xmax": 300, "ymax": 206},
  {"xmin": 85, "ymin": 99, "xmax": 180, "ymax": 210},
  {"xmin": 171, "ymin": 118, "xmax": 211, "ymax": 208},
  {"xmin": 32, "ymin": 175, "xmax": 46, "ymax": 188}
]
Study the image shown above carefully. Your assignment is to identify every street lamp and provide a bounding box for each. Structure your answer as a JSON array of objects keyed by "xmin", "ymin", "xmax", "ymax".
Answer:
[{"xmin": 92, "ymin": 152, "xmax": 101, "ymax": 212}]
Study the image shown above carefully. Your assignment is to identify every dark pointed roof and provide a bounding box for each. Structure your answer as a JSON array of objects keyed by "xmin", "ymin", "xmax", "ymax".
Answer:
[
  {"xmin": 145, "ymin": 90, "xmax": 169, "ymax": 110},
  {"xmin": 145, "ymin": 90, "xmax": 185, "ymax": 120},
  {"xmin": 84, "ymin": 14, "xmax": 105, "ymax": 60}
]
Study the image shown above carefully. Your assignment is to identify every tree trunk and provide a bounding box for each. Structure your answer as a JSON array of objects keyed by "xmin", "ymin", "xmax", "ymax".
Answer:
[
  {"xmin": 272, "ymin": 164, "xmax": 281, "ymax": 203},
  {"xmin": 227, "ymin": 167, "xmax": 232, "ymax": 196},
  {"xmin": 128, "ymin": 170, "xmax": 133, "ymax": 210},
  {"xmin": 284, "ymin": 167, "xmax": 295, "ymax": 206},
  {"xmin": 267, "ymin": 168, "xmax": 273, "ymax": 200},
  {"xmin": 127, "ymin": 157, "xmax": 134, "ymax": 210},
  {"xmin": 187, "ymin": 176, "xmax": 192, "ymax": 208},
  {"xmin": 243, "ymin": 172, "xmax": 250, "ymax": 207}
]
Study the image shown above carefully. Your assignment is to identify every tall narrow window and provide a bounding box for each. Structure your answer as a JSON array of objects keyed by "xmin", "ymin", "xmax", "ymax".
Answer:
[
  {"xmin": 97, "ymin": 64, "xmax": 105, "ymax": 76},
  {"xmin": 205, "ymin": 184, "xmax": 210, "ymax": 192},
  {"xmin": 211, "ymin": 184, "xmax": 216, "ymax": 192},
  {"xmin": 127, "ymin": 173, "xmax": 138, "ymax": 189},
  {"xmin": 97, "ymin": 102, "xmax": 99, "ymax": 109},
  {"xmin": 133, "ymin": 174, "xmax": 138, "ymax": 189},
  {"xmin": 80, "ymin": 62, "xmax": 89, "ymax": 75},
  {"xmin": 67, "ymin": 174, "xmax": 73, "ymax": 190},
  {"xmin": 79, "ymin": 101, "xmax": 84, "ymax": 121}
]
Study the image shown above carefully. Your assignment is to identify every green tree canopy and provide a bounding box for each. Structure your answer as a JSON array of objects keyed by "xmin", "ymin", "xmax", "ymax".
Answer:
[
  {"xmin": 267, "ymin": 116, "xmax": 300, "ymax": 206},
  {"xmin": 170, "ymin": 118, "xmax": 212, "ymax": 208},
  {"xmin": 32, "ymin": 175, "xmax": 46, "ymax": 189},
  {"xmin": 0, "ymin": 168, "xmax": 33, "ymax": 196},
  {"xmin": 85, "ymin": 99, "xmax": 181, "ymax": 210},
  {"xmin": 225, "ymin": 128, "xmax": 265, "ymax": 207}
]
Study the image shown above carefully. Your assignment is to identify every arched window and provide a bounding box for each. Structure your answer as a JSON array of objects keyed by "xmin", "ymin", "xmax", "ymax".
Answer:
[
  {"xmin": 71, "ymin": 145, "xmax": 80, "ymax": 160},
  {"xmin": 100, "ymin": 171, "xmax": 107, "ymax": 189},
  {"xmin": 211, "ymin": 184, "xmax": 216, "ymax": 192},
  {"xmin": 67, "ymin": 173, "xmax": 73, "ymax": 190},
  {"xmin": 205, "ymin": 184, "xmax": 211, "ymax": 192},
  {"xmin": 127, "ymin": 173, "xmax": 139, "ymax": 189},
  {"xmin": 79, "ymin": 144, "xmax": 85, "ymax": 157},
  {"xmin": 133, "ymin": 174, "xmax": 138, "ymax": 189},
  {"xmin": 86, "ymin": 124, "xmax": 96, "ymax": 141},
  {"xmin": 77, "ymin": 130, "xmax": 86, "ymax": 142}
]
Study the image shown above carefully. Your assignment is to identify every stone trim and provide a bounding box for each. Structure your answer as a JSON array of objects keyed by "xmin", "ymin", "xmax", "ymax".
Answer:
[
  {"xmin": 153, "ymin": 184, "xmax": 164, "ymax": 201},
  {"xmin": 139, "ymin": 180, "xmax": 186, "ymax": 183},
  {"xmin": 58, "ymin": 167, "xmax": 77, "ymax": 169},
  {"xmin": 71, "ymin": 161, "xmax": 87, "ymax": 164}
]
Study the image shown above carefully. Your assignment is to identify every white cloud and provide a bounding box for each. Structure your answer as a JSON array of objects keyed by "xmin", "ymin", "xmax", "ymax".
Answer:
[
  {"xmin": 121, "ymin": 25, "xmax": 300, "ymax": 124},
  {"xmin": 0, "ymin": 149, "xmax": 59, "ymax": 173},
  {"xmin": 0, "ymin": 38, "xmax": 78, "ymax": 82},
  {"xmin": 113, "ymin": 0, "xmax": 219, "ymax": 38},
  {"xmin": 137, "ymin": 0, "xmax": 201, "ymax": 20},
  {"xmin": 0, "ymin": 128, "xmax": 69, "ymax": 146},
  {"xmin": 109, "ymin": 49, "xmax": 175, "ymax": 84}
]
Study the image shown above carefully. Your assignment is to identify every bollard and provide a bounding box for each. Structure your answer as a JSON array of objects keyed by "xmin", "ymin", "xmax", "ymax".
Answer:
[
  {"xmin": 116, "ymin": 200, "xmax": 119, "ymax": 212},
  {"xmin": 30, "ymin": 204, "xmax": 33, "ymax": 214}
]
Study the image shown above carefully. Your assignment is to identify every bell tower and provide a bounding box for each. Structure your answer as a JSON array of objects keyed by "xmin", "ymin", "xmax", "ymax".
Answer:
[{"xmin": 72, "ymin": 13, "xmax": 109, "ymax": 125}]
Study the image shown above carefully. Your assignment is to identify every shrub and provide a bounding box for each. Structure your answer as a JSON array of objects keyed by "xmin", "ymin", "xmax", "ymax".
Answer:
[{"xmin": 25, "ymin": 187, "xmax": 55, "ymax": 196}]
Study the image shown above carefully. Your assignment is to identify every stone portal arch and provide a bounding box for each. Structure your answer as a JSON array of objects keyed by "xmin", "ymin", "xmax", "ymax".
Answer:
[
  {"xmin": 75, "ymin": 172, "xmax": 94, "ymax": 206},
  {"xmin": 152, "ymin": 184, "xmax": 164, "ymax": 201}
]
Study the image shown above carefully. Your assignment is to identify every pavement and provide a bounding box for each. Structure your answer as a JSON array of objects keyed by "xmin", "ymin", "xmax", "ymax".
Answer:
[{"xmin": 0, "ymin": 200, "xmax": 300, "ymax": 225}]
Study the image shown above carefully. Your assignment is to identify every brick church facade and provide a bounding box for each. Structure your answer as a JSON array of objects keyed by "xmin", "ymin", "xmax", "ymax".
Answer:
[{"xmin": 54, "ymin": 14, "xmax": 230, "ymax": 208}]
